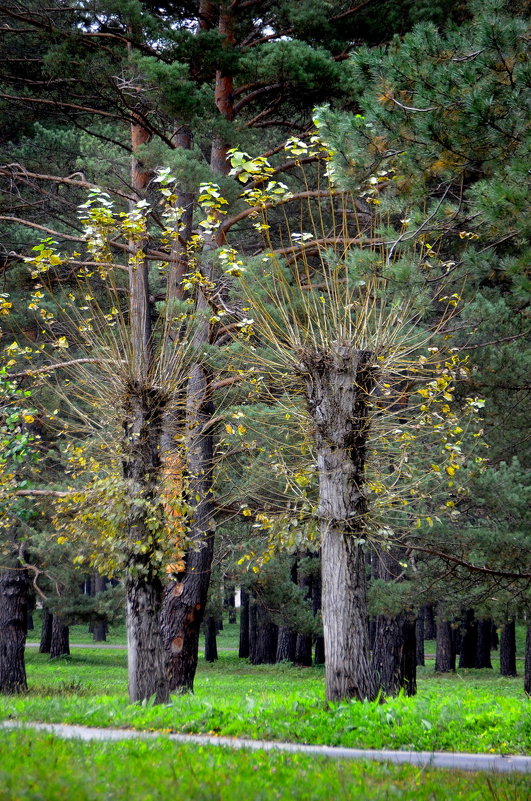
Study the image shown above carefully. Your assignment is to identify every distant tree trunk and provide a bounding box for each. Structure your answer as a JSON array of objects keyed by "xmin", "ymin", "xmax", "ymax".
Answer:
[
  {"xmin": 276, "ymin": 627, "xmax": 296, "ymax": 662},
  {"xmin": 490, "ymin": 621, "xmax": 499, "ymax": 651},
  {"xmin": 372, "ymin": 549, "xmax": 417, "ymax": 697},
  {"xmin": 416, "ymin": 613, "xmax": 425, "ymax": 666},
  {"xmin": 423, "ymin": 604, "xmax": 437, "ymax": 640},
  {"xmin": 204, "ymin": 616, "xmax": 218, "ymax": 662},
  {"xmin": 435, "ymin": 605, "xmax": 455, "ymax": 672},
  {"xmin": 226, "ymin": 586, "xmax": 237, "ymax": 625},
  {"xmin": 0, "ymin": 563, "xmax": 29, "ymax": 693},
  {"xmin": 239, "ymin": 587, "xmax": 250, "ymax": 658},
  {"xmin": 294, "ymin": 554, "xmax": 313, "ymax": 666},
  {"xmin": 39, "ymin": 608, "xmax": 53, "ymax": 654},
  {"xmin": 499, "ymin": 619, "xmax": 517, "ymax": 677},
  {"xmin": 249, "ymin": 597, "xmax": 277, "ymax": 665},
  {"xmin": 50, "ymin": 615, "xmax": 70, "ymax": 659},
  {"xmin": 92, "ymin": 574, "xmax": 107, "ymax": 642},
  {"xmin": 475, "ymin": 618, "xmax": 493, "ymax": 669},
  {"xmin": 524, "ymin": 624, "xmax": 531, "ymax": 696},
  {"xmin": 312, "ymin": 569, "xmax": 325, "ymax": 665},
  {"xmin": 303, "ymin": 346, "xmax": 376, "ymax": 702},
  {"xmin": 459, "ymin": 609, "xmax": 477, "ymax": 669}
]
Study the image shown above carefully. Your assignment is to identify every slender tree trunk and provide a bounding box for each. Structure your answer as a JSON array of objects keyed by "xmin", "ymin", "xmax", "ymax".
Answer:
[
  {"xmin": 312, "ymin": 567, "xmax": 325, "ymax": 665},
  {"xmin": 475, "ymin": 618, "xmax": 493, "ymax": 669},
  {"xmin": 276, "ymin": 627, "xmax": 297, "ymax": 662},
  {"xmin": 92, "ymin": 574, "xmax": 107, "ymax": 642},
  {"xmin": 0, "ymin": 564, "xmax": 29, "ymax": 693},
  {"xmin": 524, "ymin": 623, "xmax": 531, "ymax": 696},
  {"xmin": 499, "ymin": 619, "xmax": 517, "ymax": 677},
  {"xmin": 239, "ymin": 587, "xmax": 250, "ymax": 658},
  {"xmin": 416, "ymin": 613, "xmax": 425, "ymax": 666},
  {"xmin": 204, "ymin": 616, "xmax": 218, "ymax": 662},
  {"xmin": 50, "ymin": 616, "xmax": 70, "ymax": 659},
  {"xmin": 303, "ymin": 346, "xmax": 376, "ymax": 702},
  {"xmin": 435, "ymin": 604, "xmax": 456, "ymax": 672},
  {"xmin": 294, "ymin": 554, "xmax": 313, "ymax": 666},
  {"xmin": 459, "ymin": 609, "xmax": 477, "ymax": 668},
  {"xmin": 39, "ymin": 607, "xmax": 53, "ymax": 654}
]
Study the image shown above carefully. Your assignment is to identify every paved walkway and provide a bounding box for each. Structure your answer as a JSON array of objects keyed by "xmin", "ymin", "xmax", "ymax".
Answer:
[{"xmin": 2, "ymin": 721, "xmax": 529, "ymax": 774}]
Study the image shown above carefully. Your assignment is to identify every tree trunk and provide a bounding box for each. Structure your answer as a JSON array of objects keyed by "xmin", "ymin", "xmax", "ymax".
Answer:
[
  {"xmin": 39, "ymin": 607, "xmax": 53, "ymax": 654},
  {"xmin": 435, "ymin": 604, "xmax": 455, "ymax": 672},
  {"xmin": 249, "ymin": 597, "xmax": 277, "ymax": 665},
  {"xmin": 276, "ymin": 627, "xmax": 296, "ymax": 662},
  {"xmin": 239, "ymin": 587, "xmax": 250, "ymax": 658},
  {"xmin": 92, "ymin": 574, "xmax": 107, "ymax": 642},
  {"xmin": 416, "ymin": 613, "xmax": 425, "ymax": 666},
  {"xmin": 459, "ymin": 609, "xmax": 477, "ymax": 668},
  {"xmin": 475, "ymin": 618, "xmax": 493, "ymax": 669},
  {"xmin": 524, "ymin": 623, "xmax": 531, "ymax": 697},
  {"xmin": 499, "ymin": 619, "xmax": 517, "ymax": 677},
  {"xmin": 423, "ymin": 604, "xmax": 437, "ymax": 640},
  {"xmin": 0, "ymin": 564, "xmax": 29, "ymax": 693},
  {"xmin": 162, "ymin": 357, "xmax": 216, "ymax": 693},
  {"xmin": 204, "ymin": 616, "xmax": 218, "ymax": 662},
  {"xmin": 304, "ymin": 346, "xmax": 377, "ymax": 702},
  {"xmin": 294, "ymin": 555, "xmax": 313, "ymax": 666},
  {"xmin": 50, "ymin": 615, "xmax": 70, "ymax": 659},
  {"xmin": 312, "ymin": 569, "xmax": 325, "ymax": 665},
  {"xmin": 126, "ymin": 575, "xmax": 168, "ymax": 703},
  {"xmin": 372, "ymin": 549, "xmax": 417, "ymax": 697}
]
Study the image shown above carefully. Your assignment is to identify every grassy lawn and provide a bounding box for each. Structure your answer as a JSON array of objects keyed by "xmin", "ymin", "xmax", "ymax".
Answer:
[
  {"xmin": 0, "ymin": 729, "xmax": 529, "ymax": 801},
  {"xmin": 1, "ymin": 648, "xmax": 529, "ymax": 756}
]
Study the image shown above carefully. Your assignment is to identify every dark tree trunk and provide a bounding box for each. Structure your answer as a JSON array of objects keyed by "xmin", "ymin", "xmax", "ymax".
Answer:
[
  {"xmin": 373, "ymin": 612, "xmax": 417, "ymax": 697},
  {"xmin": 226, "ymin": 586, "xmax": 236, "ymax": 625},
  {"xmin": 294, "ymin": 554, "xmax": 313, "ymax": 666},
  {"xmin": 162, "ymin": 360, "xmax": 215, "ymax": 694},
  {"xmin": 416, "ymin": 613, "xmax": 425, "ymax": 666},
  {"xmin": 276, "ymin": 627, "xmax": 296, "ymax": 662},
  {"xmin": 39, "ymin": 607, "xmax": 53, "ymax": 654},
  {"xmin": 435, "ymin": 605, "xmax": 455, "ymax": 672},
  {"xmin": 50, "ymin": 616, "xmax": 70, "ymax": 659},
  {"xmin": 524, "ymin": 624, "xmax": 531, "ymax": 697},
  {"xmin": 499, "ymin": 619, "xmax": 517, "ymax": 677},
  {"xmin": 303, "ymin": 346, "xmax": 376, "ymax": 702},
  {"xmin": 27, "ymin": 613, "xmax": 34, "ymax": 631},
  {"xmin": 248, "ymin": 596, "xmax": 257, "ymax": 663},
  {"xmin": 0, "ymin": 564, "xmax": 29, "ymax": 693},
  {"xmin": 423, "ymin": 604, "xmax": 437, "ymax": 640},
  {"xmin": 314, "ymin": 635, "xmax": 325, "ymax": 665},
  {"xmin": 239, "ymin": 587, "xmax": 250, "ymax": 658},
  {"xmin": 249, "ymin": 597, "xmax": 278, "ymax": 665},
  {"xmin": 92, "ymin": 574, "xmax": 107, "ymax": 642},
  {"xmin": 312, "ymin": 570, "xmax": 325, "ymax": 664},
  {"xmin": 126, "ymin": 575, "xmax": 168, "ymax": 703},
  {"xmin": 475, "ymin": 618, "xmax": 493, "ymax": 669},
  {"xmin": 372, "ymin": 549, "xmax": 417, "ymax": 697},
  {"xmin": 491, "ymin": 621, "xmax": 499, "ymax": 651},
  {"xmin": 204, "ymin": 616, "xmax": 218, "ymax": 662},
  {"xmin": 459, "ymin": 609, "xmax": 477, "ymax": 669}
]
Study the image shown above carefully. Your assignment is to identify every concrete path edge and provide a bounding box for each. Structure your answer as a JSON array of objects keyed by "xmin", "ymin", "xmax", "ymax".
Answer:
[{"xmin": 1, "ymin": 720, "xmax": 529, "ymax": 774}]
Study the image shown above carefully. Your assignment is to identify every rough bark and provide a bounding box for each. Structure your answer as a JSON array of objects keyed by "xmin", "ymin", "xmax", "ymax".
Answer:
[
  {"xmin": 238, "ymin": 587, "xmax": 250, "ymax": 658},
  {"xmin": 39, "ymin": 607, "xmax": 53, "ymax": 654},
  {"xmin": 0, "ymin": 564, "xmax": 29, "ymax": 693},
  {"xmin": 50, "ymin": 615, "xmax": 70, "ymax": 659},
  {"xmin": 372, "ymin": 549, "xmax": 417, "ymax": 697},
  {"xmin": 475, "ymin": 618, "xmax": 493, "ymax": 669},
  {"xmin": 122, "ymin": 388, "xmax": 170, "ymax": 704},
  {"xmin": 499, "ymin": 619, "xmax": 517, "ymax": 677},
  {"xmin": 459, "ymin": 609, "xmax": 477, "ymax": 669},
  {"xmin": 435, "ymin": 604, "xmax": 456, "ymax": 672},
  {"xmin": 303, "ymin": 346, "xmax": 376, "ymax": 702},
  {"xmin": 249, "ymin": 597, "xmax": 278, "ymax": 665},
  {"xmin": 204, "ymin": 616, "xmax": 218, "ymax": 662},
  {"xmin": 276, "ymin": 627, "xmax": 297, "ymax": 662},
  {"xmin": 126, "ymin": 575, "xmax": 168, "ymax": 703}
]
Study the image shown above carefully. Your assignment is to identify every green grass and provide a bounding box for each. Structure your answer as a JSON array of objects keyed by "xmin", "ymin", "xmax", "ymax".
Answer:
[
  {"xmin": 1, "ymin": 729, "xmax": 529, "ymax": 801},
  {"xmin": 1, "ymin": 650, "xmax": 529, "ymax": 756}
]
